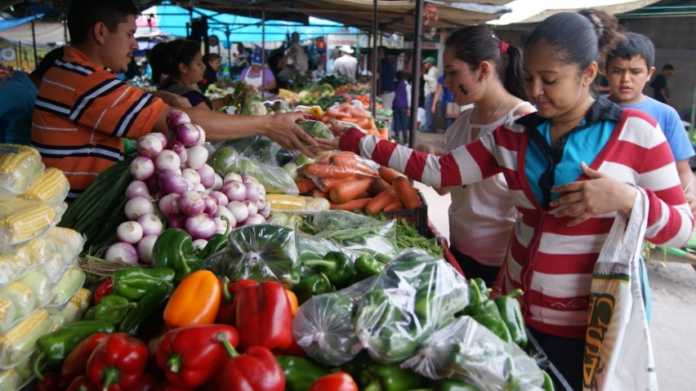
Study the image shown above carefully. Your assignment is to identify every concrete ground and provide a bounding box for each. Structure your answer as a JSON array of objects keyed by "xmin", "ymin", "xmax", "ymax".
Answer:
[{"xmin": 412, "ymin": 131, "xmax": 696, "ymax": 390}]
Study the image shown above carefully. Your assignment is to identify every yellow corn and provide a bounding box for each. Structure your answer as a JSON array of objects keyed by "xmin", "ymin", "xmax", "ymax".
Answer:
[
  {"xmin": 0, "ymin": 309, "xmax": 51, "ymax": 367},
  {"xmin": 0, "ymin": 145, "xmax": 43, "ymax": 195},
  {"xmin": 21, "ymin": 168, "xmax": 69, "ymax": 204},
  {"xmin": 0, "ymin": 367, "xmax": 20, "ymax": 391},
  {"xmin": 266, "ymin": 194, "xmax": 330, "ymax": 212},
  {"xmin": 1, "ymin": 203, "xmax": 56, "ymax": 245},
  {"xmin": 0, "ymin": 146, "xmax": 39, "ymax": 175}
]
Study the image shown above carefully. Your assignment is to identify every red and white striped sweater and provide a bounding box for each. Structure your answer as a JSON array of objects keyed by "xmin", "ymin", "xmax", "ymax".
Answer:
[{"xmin": 340, "ymin": 108, "xmax": 693, "ymax": 338}]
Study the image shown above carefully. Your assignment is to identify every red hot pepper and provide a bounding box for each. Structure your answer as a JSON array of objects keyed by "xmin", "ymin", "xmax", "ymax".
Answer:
[
  {"xmin": 308, "ymin": 372, "xmax": 358, "ymax": 391},
  {"xmin": 94, "ymin": 279, "xmax": 113, "ymax": 305},
  {"xmin": 155, "ymin": 324, "xmax": 239, "ymax": 388},
  {"xmin": 86, "ymin": 333, "xmax": 148, "ymax": 391},
  {"xmin": 216, "ymin": 340, "xmax": 285, "ymax": 391},
  {"xmin": 66, "ymin": 376, "xmax": 97, "ymax": 391},
  {"xmin": 62, "ymin": 332, "xmax": 110, "ymax": 381},
  {"xmin": 234, "ymin": 280, "xmax": 293, "ymax": 350}
]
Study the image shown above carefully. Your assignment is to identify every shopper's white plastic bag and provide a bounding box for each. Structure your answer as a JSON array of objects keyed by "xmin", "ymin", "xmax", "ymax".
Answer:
[{"xmin": 582, "ymin": 188, "xmax": 658, "ymax": 391}]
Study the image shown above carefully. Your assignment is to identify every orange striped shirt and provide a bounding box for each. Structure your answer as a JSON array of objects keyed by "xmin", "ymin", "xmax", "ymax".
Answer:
[{"xmin": 31, "ymin": 46, "xmax": 168, "ymax": 198}]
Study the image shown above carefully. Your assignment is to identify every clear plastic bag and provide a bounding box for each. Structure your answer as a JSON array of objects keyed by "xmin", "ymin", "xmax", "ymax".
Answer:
[
  {"xmin": 210, "ymin": 144, "xmax": 299, "ymax": 194},
  {"xmin": 0, "ymin": 355, "xmax": 31, "ymax": 391},
  {"xmin": 299, "ymin": 211, "xmax": 398, "ymax": 257},
  {"xmin": 402, "ymin": 316, "xmax": 547, "ymax": 391},
  {"xmin": 49, "ymin": 266, "xmax": 86, "ymax": 308},
  {"xmin": 20, "ymin": 167, "xmax": 70, "ymax": 206},
  {"xmin": 292, "ymin": 277, "xmax": 376, "ymax": 366},
  {"xmin": 204, "ymin": 224, "xmax": 299, "ymax": 286},
  {"xmin": 0, "ymin": 309, "xmax": 52, "ymax": 369},
  {"xmin": 0, "ymin": 199, "xmax": 67, "ymax": 253},
  {"xmin": 0, "ymin": 145, "xmax": 44, "ymax": 197},
  {"xmin": 354, "ymin": 250, "xmax": 469, "ymax": 363}
]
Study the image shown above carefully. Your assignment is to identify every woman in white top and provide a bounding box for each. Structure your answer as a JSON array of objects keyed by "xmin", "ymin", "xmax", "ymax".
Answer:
[{"xmin": 426, "ymin": 26, "xmax": 535, "ymax": 285}]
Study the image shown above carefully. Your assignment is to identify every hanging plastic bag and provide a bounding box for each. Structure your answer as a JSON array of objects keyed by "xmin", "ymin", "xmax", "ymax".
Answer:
[
  {"xmin": 354, "ymin": 250, "xmax": 469, "ymax": 363},
  {"xmin": 204, "ymin": 224, "xmax": 299, "ymax": 286},
  {"xmin": 402, "ymin": 316, "xmax": 547, "ymax": 391}
]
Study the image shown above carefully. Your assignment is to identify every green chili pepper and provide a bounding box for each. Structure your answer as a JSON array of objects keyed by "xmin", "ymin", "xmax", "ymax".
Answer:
[
  {"xmin": 276, "ymin": 355, "xmax": 328, "ymax": 391},
  {"xmin": 354, "ymin": 358, "xmax": 429, "ymax": 391},
  {"xmin": 355, "ymin": 254, "xmax": 385, "ymax": 278},
  {"xmin": 152, "ymin": 229, "xmax": 202, "ymax": 280},
  {"xmin": 495, "ymin": 289, "xmax": 528, "ymax": 348},
  {"xmin": 33, "ymin": 320, "xmax": 115, "ymax": 375},
  {"xmin": 303, "ymin": 251, "xmax": 356, "ymax": 288},
  {"xmin": 119, "ymin": 282, "xmax": 172, "ymax": 335},
  {"xmin": 468, "ymin": 278, "xmax": 489, "ymax": 307},
  {"xmin": 465, "ymin": 299, "xmax": 512, "ymax": 343},
  {"xmin": 83, "ymin": 294, "xmax": 135, "ymax": 324},
  {"xmin": 294, "ymin": 271, "xmax": 334, "ymax": 302},
  {"xmin": 112, "ymin": 266, "xmax": 175, "ymax": 301},
  {"xmin": 414, "ymin": 288, "xmax": 433, "ymax": 325},
  {"xmin": 543, "ymin": 371, "xmax": 555, "ymax": 391},
  {"xmin": 439, "ymin": 380, "xmax": 479, "ymax": 391}
]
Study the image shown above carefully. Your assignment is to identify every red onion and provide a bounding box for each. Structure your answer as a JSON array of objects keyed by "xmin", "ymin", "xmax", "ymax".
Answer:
[
  {"xmin": 214, "ymin": 213, "xmax": 235, "ymax": 234},
  {"xmin": 194, "ymin": 124, "xmax": 206, "ymax": 145},
  {"xmin": 167, "ymin": 215, "xmax": 184, "ymax": 229},
  {"xmin": 245, "ymin": 201, "xmax": 258, "ymax": 216},
  {"xmin": 126, "ymin": 180, "xmax": 150, "ymax": 199},
  {"xmin": 180, "ymin": 191, "xmax": 206, "ymax": 216},
  {"xmin": 204, "ymin": 195, "xmax": 218, "ymax": 216},
  {"xmin": 159, "ymin": 173, "xmax": 188, "ymax": 195},
  {"xmin": 105, "ymin": 242, "xmax": 139, "ymax": 264},
  {"xmin": 176, "ymin": 123, "xmax": 201, "ymax": 147},
  {"xmin": 117, "ymin": 221, "xmax": 144, "ymax": 244},
  {"xmin": 185, "ymin": 214, "xmax": 217, "ymax": 239},
  {"xmin": 245, "ymin": 214, "xmax": 266, "ymax": 225},
  {"xmin": 209, "ymin": 191, "xmax": 229, "ymax": 207},
  {"xmin": 257, "ymin": 200, "xmax": 271, "ymax": 218},
  {"xmin": 125, "ymin": 197, "xmax": 154, "ymax": 220},
  {"xmin": 145, "ymin": 175, "xmax": 159, "ymax": 194},
  {"xmin": 137, "ymin": 134, "xmax": 164, "ymax": 158},
  {"xmin": 171, "ymin": 143, "xmax": 188, "ymax": 167},
  {"xmin": 227, "ymin": 201, "xmax": 249, "ymax": 224},
  {"xmin": 222, "ymin": 181, "xmax": 246, "ymax": 202},
  {"xmin": 212, "ymin": 174, "xmax": 223, "ymax": 190},
  {"xmin": 130, "ymin": 156, "xmax": 155, "ymax": 180},
  {"xmin": 158, "ymin": 193, "xmax": 180, "ymax": 217},
  {"xmin": 242, "ymin": 175, "xmax": 260, "ymax": 186},
  {"xmin": 150, "ymin": 132, "xmax": 168, "ymax": 148},
  {"xmin": 156, "ymin": 150, "xmax": 181, "ymax": 172},
  {"xmin": 167, "ymin": 109, "xmax": 191, "ymax": 129},
  {"xmin": 138, "ymin": 214, "xmax": 163, "ymax": 236},
  {"xmin": 186, "ymin": 145, "xmax": 208, "ymax": 170},
  {"xmin": 137, "ymin": 235, "xmax": 158, "ymax": 264},
  {"xmin": 197, "ymin": 165, "xmax": 216, "ymax": 188},
  {"xmin": 245, "ymin": 182, "xmax": 265, "ymax": 202},
  {"xmin": 224, "ymin": 172, "xmax": 242, "ymax": 184},
  {"xmin": 182, "ymin": 168, "xmax": 201, "ymax": 186}
]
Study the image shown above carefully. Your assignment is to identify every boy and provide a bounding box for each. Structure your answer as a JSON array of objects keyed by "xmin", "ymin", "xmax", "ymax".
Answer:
[
  {"xmin": 392, "ymin": 71, "xmax": 411, "ymax": 144},
  {"xmin": 605, "ymin": 32, "xmax": 696, "ymax": 212}
]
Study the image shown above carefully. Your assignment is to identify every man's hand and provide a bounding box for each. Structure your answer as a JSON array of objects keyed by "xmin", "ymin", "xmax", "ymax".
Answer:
[{"xmin": 261, "ymin": 112, "xmax": 318, "ymax": 156}]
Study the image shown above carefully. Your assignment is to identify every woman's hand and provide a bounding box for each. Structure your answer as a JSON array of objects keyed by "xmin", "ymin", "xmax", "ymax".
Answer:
[
  {"xmin": 154, "ymin": 91, "xmax": 192, "ymax": 108},
  {"xmin": 549, "ymin": 163, "xmax": 637, "ymax": 226},
  {"xmin": 261, "ymin": 112, "xmax": 318, "ymax": 156}
]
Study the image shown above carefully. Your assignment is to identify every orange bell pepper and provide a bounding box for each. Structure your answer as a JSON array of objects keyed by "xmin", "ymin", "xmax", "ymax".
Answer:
[
  {"xmin": 164, "ymin": 270, "xmax": 221, "ymax": 328},
  {"xmin": 285, "ymin": 289, "xmax": 299, "ymax": 316}
]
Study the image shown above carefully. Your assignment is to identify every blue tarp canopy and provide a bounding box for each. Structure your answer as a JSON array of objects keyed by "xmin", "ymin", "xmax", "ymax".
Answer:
[
  {"xmin": 154, "ymin": 5, "xmax": 355, "ymax": 45},
  {"xmin": 0, "ymin": 13, "xmax": 44, "ymax": 32}
]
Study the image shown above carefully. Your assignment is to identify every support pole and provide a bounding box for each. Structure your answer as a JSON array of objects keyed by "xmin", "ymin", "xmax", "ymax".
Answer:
[
  {"xmin": 409, "ymin": 0, "xmax": 424, "ymax": 147},
  {"xmin": 370, "ymin": 0, "xmax": 378, "ymax": 117},
  {"xmin": 225, "ymin": 26, "xmax": 232, "ymax": 76},
  {"xmin": 31, "ymin": 20, "xmax": 38, "ymax": 69},
  {"xmin": 17, "ymin": 41, "xmax": 22, "ymax": 69},
  {"xmin": 261, "ymin": 8, "xmax": 266, "ymax": 94}
]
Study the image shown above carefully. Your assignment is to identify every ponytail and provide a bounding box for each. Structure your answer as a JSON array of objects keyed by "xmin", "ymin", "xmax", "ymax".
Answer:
[
  {"xmin": 502, "ymin": 44, "xmax": 525, "ymax": 100},
  {"xmin": 148, "ymin": 39, "xmax": 201, "ymax": 86}
]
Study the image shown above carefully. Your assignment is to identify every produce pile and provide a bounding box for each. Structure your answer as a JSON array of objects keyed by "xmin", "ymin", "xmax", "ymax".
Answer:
[{"xmin": 0, "ymin": 145, "xmax": 89, "ymax": 389}]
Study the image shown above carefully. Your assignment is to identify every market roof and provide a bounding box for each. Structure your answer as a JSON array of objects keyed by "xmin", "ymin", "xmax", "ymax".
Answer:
[{"xmin": 490, "ymin": 0, "xmax": 661, "ymax": 25}]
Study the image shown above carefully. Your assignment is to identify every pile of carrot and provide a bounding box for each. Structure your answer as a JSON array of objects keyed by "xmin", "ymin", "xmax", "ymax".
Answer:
[
  {"xmin": 295, "ymin": 153, "xmax": 423, "ymax": 214},
  {"xmin": 319, "ymin": 102, "xmax": 387, "ymax": 139}
]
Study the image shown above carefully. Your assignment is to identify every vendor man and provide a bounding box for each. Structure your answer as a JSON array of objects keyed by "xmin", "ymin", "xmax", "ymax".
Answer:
[{"xmin": 31, "ymin": 0, "xmax": 317, "ymax": 198}]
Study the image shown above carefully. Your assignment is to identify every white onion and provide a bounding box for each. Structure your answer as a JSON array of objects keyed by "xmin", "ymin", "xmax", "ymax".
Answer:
[
  {"xmin": 222, "ymin": 181, "xmax": 246, "ymax": 202},
  {"xmin": 158, "ymin": 193, "xmax": 180, "ymax": 217},
  {"xmin": 180, "ymin": 191, "xmax": 206, "ymax": 216},
  {"xmin": 182, "ymin": 168, "xmax": 201, "ymax": 185},
  {"xmin": 186, "ymin": 145, "xmax": 209, "ymax": 170},
  {"xmin": 204, "ymin": 196, "xmax": 218, "ymax": 216},
  {"xmin": 192, "ymin": 239, "xmax": 208, "ymax": 251},
  {"xmin": 227, "ymin": 201, "xmax": 249, "ymax": 224},
  {"xmin": 216, "ymin": 206, "xmax": 237, "ymax": 231},
  {"xmin": 125, "ymin": 197, "xmax": 154, "ymax": 220},
  {"xmin": 176, "ymin": 123, "xmax": 201, "ymax": 147},
  {"xmin": 209, "ymin": 191, "xmax": 229, "ymax": 206},
  {"xmin": 130, "ymin": 156, "xmax": 155, "ymax": 180},
  {"xmin": 137, "ymin": 134, "xmax": 164, "ymax": 158},
  {"xmin": 185, "ymin": 214, "xmax": 217, "ymax": 239},
  {"xmin": 245, "ymin": 201, "xmax": 258, "ymax": 216},
  {"xmin": 245, "ymin": 182, "xmax": 265, "ymax": 202},
  {"xmin": 150, "ymin": 132, "xmax": 168, "ymax": 148},
  {"xmin": 171, "ymin": 143, "xmax": 188, "ymax": 167},
  {"xmin": 197, "ymin": 165, "xmax": 216, "ymax": 188},
  {"xmin": 245, "ymin": 214, "xmax": 266, "ymax": 225},
  {"xmin": 105, "ymin": 242, "xmax": 139, "ymax": 264},
  {"xmin": 137, "ymin": 235, "xmax": 158, "ymax": 264},
  {"xmin": 195, "ymin": 125, "xmax": 206, "ymax": 145},
  {"xmin": 242, "ymin": 175, "xmax": 260, "ymax": 186},
  {"xmin": 167, "ymin": 109, "xmax": 191, "ymax": 129},
  {"xmin": 126, "ymin": 181, "xmax": 150, "ymax": 199},
  {"xmin": 193, "ymin": 183, "xmax": 206, "ymax": 193},
  {"xmin": 138, "ymin": 214, "xmax": 163, "ymax": 236},
  {"xmin": 212, "ymin": 174, "xmax": 223, "ymax": 190},
  {"xmin": 224, "ymin": 172, "xmax": 242, "ymax": 184},
  {"xmin": 156, "ymin": 150, "xmax": 181, "ymax": 172},
  {"xmin": 159, "ymin": 173, "xmax": 189, "ymax": 195},
  {"xmin": 117, "ymin": 221, "xmax": 143, "ymax": 243}
]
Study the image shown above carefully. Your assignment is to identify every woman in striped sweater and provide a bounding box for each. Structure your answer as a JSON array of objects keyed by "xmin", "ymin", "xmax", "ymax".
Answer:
[{"xmin": 335, "ymin": 10, "xmax": 693, "ymax": 390}]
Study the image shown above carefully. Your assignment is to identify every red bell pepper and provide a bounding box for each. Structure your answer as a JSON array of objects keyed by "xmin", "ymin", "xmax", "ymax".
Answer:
[
  {"xmin": 129, "ymin": 373, "xmax": 158, "ymax": 391},
  {"xmin": 155, "ymin": 324, "xmax": 239, "ymax": 388},
  {"xmin": 216, "ymin": 340, "xmax": 285, "ymax": 391},
  {"xmin": 234, "ymin": 280, "xmax": 293, "ymax": 350},
  {"xmin": 216, "ymin": 279, "xmax": 256, "ymax": 325},
  {"xmin": 62, "ymin": 332, "xmax": 110, "ymax": 381},
  {"xmin": 36, "ymin": 372, "xmax": 65, "ymax": 391},
  {"xmin": 155, "ymin": 384, "xmax": 193, "ymax": 391},
  {"xmin": 94, "ymin": 279, "xmax": 113, "ymax": 305},
  {"xmin": 86, "ymin": 333, "xmax": 148, "ymax": 391},
  {"xmin": 66, "ymin": 376, "xmax": 97, "ymax": 391},
  {"xmin": 308, "ymin": 372, "xmax": 358, "ymax": 391}
]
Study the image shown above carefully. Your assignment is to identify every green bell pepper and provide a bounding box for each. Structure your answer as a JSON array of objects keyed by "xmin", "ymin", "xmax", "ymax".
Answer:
[
  {"xmin": 294, "ymin": 271, "xmax": 334, "ymax": 302},
  {"xmin": 439, "ymin": 380, "xmax": 479, "ymax": 391},
  {"xmin": 414, "ymin": 287, "xmax": 433, "ymax": 325},
  {"xmin": 360, "ymin": 362, "xmax": 429, "ymax": 391},
  {"xmin": 112, "ymin": 266, "xmax": 175, "ymax": 301},
  {"xmin": 468, "ymin": 278, "xmax": 489, "ymax": 307},
  {"xmin": 303, "ymin": 251, "xmax": 356, "ymax": 288},
  {"xmin": 119, "ymin": 282, "xmax": 172, "ymax": 335},
  {"xmin": 355, "ymin": 253, "xmax": 385, "ymax": 278},
  {"xmin": 465, "ymin": 298, "xmax": 512, "ymax": 343},
  {"xmin": 152, "ymin": 228, "xmax": 202, "ymax": 280},
  {"xmin": 276, "ymin": 355, "xmax": 327, "ymax": 391},
  {"xmin": 33, "ymin": 320, "xmax": 115, "ymax": 374},
  {"xmin": 494, "ymin": 289, "xmax": 528, "ymax": 348},
  {"xmin": 83, "ymin": 294, "xmax": 134, "ymax": 325}
]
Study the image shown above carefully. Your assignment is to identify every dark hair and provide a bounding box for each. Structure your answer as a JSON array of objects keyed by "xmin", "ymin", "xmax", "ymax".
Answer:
[
  {"xmin": 148, "ymin": 39, "xmax": 200, "ymax": 86},
  {"xmin": 525, "ymin": 10, "xmax": 622, "ymax": 70},
  {"xmin": 663, "ymin": 64, "xmax": 674, "ymax": 71},
  {"xmin": 30, "ymin": 46, "xmax": 65, "ymax": 83},
  {"xmin": 607, "ymin": 32, "xmax": 655, "ymax": 70},
  {"xmin": 204, "ymin": 53, "xmax": 221, "ymax": 64},
  {"xmin": 445, "ymin": 25, "xmax": 525, "ymax": 99},
  {"xmin": 67, "ymin": 0, "xmax": 139, "ymax": 45}
]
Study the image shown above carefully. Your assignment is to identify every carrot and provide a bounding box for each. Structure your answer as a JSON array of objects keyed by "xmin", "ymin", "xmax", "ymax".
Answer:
[
  {"xmin": 365, "ymin": 189, "xmax": 398, "ymax": 215},
  {"xmin": 303, "ymin": 164, "xmax": 356, "ymax": 179},
  {"xmin": 330, "ymin": 155, "xmax": 377, "ymax": 175},
  {"xmin": 329, "ymin": 178, "xmax": 373, "ymax": 204},
  {"xmin": 312, "ymin": 189, "xmax": 327, "ymax": 198},
  {"xmin": 393, "ymin": 176, "xmax": 422, "ymax": 209},
  {"xmin": 331, "ymin": 197, "xmax": 372, "ymax": 211},
  {"xmin": 379, "ymin": 166, "xmax": 405, "ymax": 184},
  {"xmin": 383, "ymin": 199, "xmax": 404, "ymax": 212},
  {"xmin": 320, "ymin": 176, "xmax": 358, "ymax": 191},
  {"xmin": 296, "ymin": 178, "xmax": 316, "ymax": 194},
  {"xmin": 370, "ymin": 177, "xmax": 391, "ymax": 195}
]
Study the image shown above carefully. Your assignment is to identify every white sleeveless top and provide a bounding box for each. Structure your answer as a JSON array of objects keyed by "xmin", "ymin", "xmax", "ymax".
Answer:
[{"xmin": 445, "ymin": 102, "xmax": 535, "ymax": 266}]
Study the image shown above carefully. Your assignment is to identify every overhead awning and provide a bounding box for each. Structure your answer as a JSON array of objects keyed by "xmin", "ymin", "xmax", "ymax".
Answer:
[
  {"xmin": 490, "ymin": 0, "xmax": 661, "ymax": 25},
  {"xmin": 0, "ymin": 13, "xmax": 44, "ymax": 32}
]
